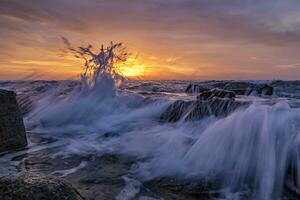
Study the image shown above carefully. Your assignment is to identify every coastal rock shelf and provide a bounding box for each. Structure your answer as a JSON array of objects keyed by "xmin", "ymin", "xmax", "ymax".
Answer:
[
  {"xmin": 0, "ymin": 89, "xmax": 27, "ymax": 153},
  {"xmin": 0, "ymin": 175, "xmax": 83, "ymax": 200}
]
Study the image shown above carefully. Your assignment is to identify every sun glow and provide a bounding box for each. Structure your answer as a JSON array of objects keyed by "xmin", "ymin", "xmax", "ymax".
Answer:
[{"xmin": 118, "ymin": 56, "xmax": 146, "ymax": 78}]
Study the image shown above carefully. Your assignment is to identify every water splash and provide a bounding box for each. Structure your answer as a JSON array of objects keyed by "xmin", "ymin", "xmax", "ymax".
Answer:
[{"xmin": 25, "ymin": 41, "xmax": 152, "ymax": 132}]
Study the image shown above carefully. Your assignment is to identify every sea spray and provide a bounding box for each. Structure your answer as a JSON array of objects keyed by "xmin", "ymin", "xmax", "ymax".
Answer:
[{"xmin": 25, "ymin": 41, "xmax": 159, "ymax": 132}]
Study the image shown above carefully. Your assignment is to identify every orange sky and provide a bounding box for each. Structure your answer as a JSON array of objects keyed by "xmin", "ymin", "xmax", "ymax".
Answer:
[{"xmin": 1, "ymin": 0, "xmax": 300, "ymax": 80}]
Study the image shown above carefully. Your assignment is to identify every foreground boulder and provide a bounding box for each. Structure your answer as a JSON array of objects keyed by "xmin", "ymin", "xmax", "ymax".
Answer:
[
  {"xmin": 0, "ymin": 89, "xmax": 27, "ymax": 152},
  {"xmin": 0, "ymin": 175, "xmax": 83, "ymax": 200},
  {"xmin": 160, "ymin": 98, "xmax": 249, "ymax": 123}
]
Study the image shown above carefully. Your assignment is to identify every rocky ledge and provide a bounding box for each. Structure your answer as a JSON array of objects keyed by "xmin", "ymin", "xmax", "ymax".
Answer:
[
  {"xmin": 0, "ymin": 175, "xmax": 84, "ymax": 200},
  {"xmin": 160, "ymin": 97, "xmax": 249, "ymax": 123},
  {"xmin": 161, "ymin": 81, "xmax": 274, "ymax": 123}
]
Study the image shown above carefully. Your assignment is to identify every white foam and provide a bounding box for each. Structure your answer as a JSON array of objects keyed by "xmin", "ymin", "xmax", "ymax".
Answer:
[{"xmin": 116, "ymin": 176, "xmax": 142, "ymax": 200}]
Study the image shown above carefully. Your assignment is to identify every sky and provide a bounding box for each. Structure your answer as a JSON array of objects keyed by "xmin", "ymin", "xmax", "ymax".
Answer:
[{"xmin": 1, "ymin": 0, "xmax": 300, "ymax": 80}]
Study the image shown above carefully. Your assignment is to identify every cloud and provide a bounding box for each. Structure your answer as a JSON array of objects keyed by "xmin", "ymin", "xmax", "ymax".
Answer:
[
  {"xmin": 276, "ymin": 63, "xmax": 300, "ymax": 69},
  {"xmin": 1, "ymin": 0, "xmax": 300, "ymax": 46},
  {"xmin": 1, "ymin": 0, "xmax": 300, "ymax": 79}
]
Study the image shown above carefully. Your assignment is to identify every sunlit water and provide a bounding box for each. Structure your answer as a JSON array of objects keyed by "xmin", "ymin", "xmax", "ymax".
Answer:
[{"xmin": 1, "ymin": 78, "xmax": 300, "ymax": 200}]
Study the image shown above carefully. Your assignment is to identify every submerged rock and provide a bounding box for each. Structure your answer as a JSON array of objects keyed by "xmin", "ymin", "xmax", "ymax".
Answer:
[
  {"xmin": 0, "ymin": 89, "xmax": 27, "ymax": 153},
  {"xmin": 160, "ymin": 98, "xmax": 248, "ymax": 123},
  {"xmin": 0, "ymin": 175, "xmax": 83, "ymax": 200}
]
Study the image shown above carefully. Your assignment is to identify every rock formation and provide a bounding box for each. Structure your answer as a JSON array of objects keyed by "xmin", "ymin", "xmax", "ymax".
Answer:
[
  {"xmin": 197, "ymin": 88, "xmax": 235, "ymax": 100},
  {"xmin": 0, "ymin": 175, "xmax": 83, "ymax": 200},
  {"xmin": 185, "ymin": 81, "xmax": 274, "ymax": 96},
  {"xmin": 160, "ymin": 98, "xmax": 249, "ymax": 123},
  {"xmin": 0, "ymin": 89, "xmax": 27, "ymax": 152}
]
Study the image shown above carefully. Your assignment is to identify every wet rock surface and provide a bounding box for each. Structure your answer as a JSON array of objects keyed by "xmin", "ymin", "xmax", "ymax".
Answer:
[
  {"xmin": 256, "ymin": 84, "xmax": 273, "ymax": 95},
  {"xmin": 143, "ymin": 178, "xmax": 220, "ymax": 200},
  {"xmin": 185, "ymin": 84, "xmax": 210, "ymax": 93},
  {"xmin": 208, "ymin": 81, "xmax": 256, "ymax": 95},
  {"xmin": 185, "ymin": 81, "xmax": 274, "ymax": 96},
  {"xmin": 14, "ymin": 135, "xmax": 135, "ymax": 200},
  {"xmin": 197, "ymin": 89, "xmax": 235, "ymax": 100},
  {"xmin": 4, "ymin": 133, "xmax": 216, "ymax": 200},
  {"xmin": 0, "ymin": 124, "xmax": 299, "ymax": 200},
  {"xmin": 64, "ymin": 155, "xmax": 134, "ymax": 200},
  {"xmin": 0, "ymin": 174, "xmax": 84, "ymax": 200},
  {"xmin": 160, "ymin": 98, "xmax": 248, "ymax": 123},
  {"xmin": 164, "ymin": 81, "xmax": 275, "ymax": 123},
  {"xmin": 21, "ymin": 150, "xmax": 217, "ymax": 199},
  {"xmin": 0, "ymin": 89, "xmax": 27, "ymax": 153}
]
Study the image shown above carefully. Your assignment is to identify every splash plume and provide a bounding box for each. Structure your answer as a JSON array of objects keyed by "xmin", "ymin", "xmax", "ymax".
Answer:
[{"xmin": 62, "ymin": 37, "xmax": 129, "ymax": 91}]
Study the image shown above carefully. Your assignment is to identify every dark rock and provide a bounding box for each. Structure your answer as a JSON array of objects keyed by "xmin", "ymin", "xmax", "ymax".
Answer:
[
  {"xmin": 144, "ymin": 178, "xmax": 220, "ymax": 200},
  {"xmin": 0, "ymin": 89, "xmax": 27, "ymax": 153},
  {"xmin": 160, "ymin": 98, "xmax": 249, "ymax": 123},
  {"xmin": 17, "ymin": 94, "xmax": 33, "ymax": 115},
  {"xmin": 211, "ymin": 81, "xmax": 255, "ymax": 95},
  {"xmin": 197, "ymin": 89, "xmax": 235, "ymax": 100},
  {"xmin": 256, "ymin": 84, "xmax": 273, "ymax": 95},
  {"xmin": 159, "ymin": 100, "xmax": 192, "ymax": 122},
  {"xmin": 185, "ymin": 84, "xmax": 210, "ymax": 93},
  {"xmin": 65, "ymin": 154, "xmax": 134, "ymax": 200},
  {"xmin": 0, "ymin": 175, "xmax": 84, "ymax": 200},
  {"xmin": 186, "ymin": 81, "xmax": 274, "ymax": 96}
]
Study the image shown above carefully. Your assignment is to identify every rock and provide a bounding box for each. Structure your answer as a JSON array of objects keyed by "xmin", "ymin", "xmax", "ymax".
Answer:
[
  {"xmin": 0, "ymin": 89, "xmax": 27, "ymax": 153},
  {"xmin": 64, "ymin": 154, "xmax": 135, "ymax": 200},
  {"xmin": 144, "ymin": 178, "xmax": 220, "ymax": 200},
  {"xmin": 17, "ymin": 94, "xmax": 33, "ymax": 115},
  {"xmin": 185, "ymin": 84, "xmax": 210, "ymax": 93},
  {"xmin": 256, "ymin": 84, "xmax": 273, "ymax": 95},
  {"xmin": 185, "ymin": 81, "xmax": 274, "ymax": 96},
  {"xmin": 210, "ymin": 81, "xmax": 255, "ymax": 95},
  {"xmin": 159, "ymin": 100, "xmax": 192, "ymax": 122},
  {"xmin": 197, "ymin": 89, "xmax": 235, "ymax": 100},
  {"xmin": 160, "ymin": 98, "xmax": 248, "ymax": 123},
  {"xmin": 0, "ymin": 175, "xmax": 84, "ymax": 200}
]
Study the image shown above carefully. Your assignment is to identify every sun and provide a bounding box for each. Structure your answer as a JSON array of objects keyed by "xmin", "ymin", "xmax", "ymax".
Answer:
[{"xmin": 118, "ymin": 56, "xmax": 146, "ymax": 78}]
